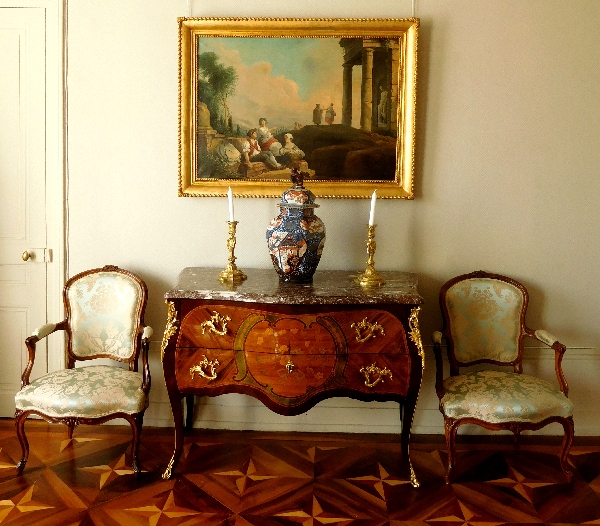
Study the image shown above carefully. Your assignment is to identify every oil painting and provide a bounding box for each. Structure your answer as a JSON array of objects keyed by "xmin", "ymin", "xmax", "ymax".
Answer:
[{"xmin": 178, "ymin": 18, "xmax": 418, "ymax": 198}]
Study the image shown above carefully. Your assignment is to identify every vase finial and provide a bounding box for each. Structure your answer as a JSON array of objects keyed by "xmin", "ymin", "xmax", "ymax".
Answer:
[{"xmin": 290, "ymin": 167, "xmax": 305, "ymax": 188}]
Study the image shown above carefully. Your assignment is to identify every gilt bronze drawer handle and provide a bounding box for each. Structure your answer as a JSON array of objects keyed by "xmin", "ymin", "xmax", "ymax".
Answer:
[
  {"xmin": 360, "ymin": 363, "xmax": 393, "ymax": 388},
  {"xmin": 190, "ymin": 355, "xmax": 220, "ymax": 381},
  {"xmin": 200, "ymin": 311, "xmax": 231, "ymax": 336},
  {"xmin": 350, "ymin": 317, "xmax": 385, "ymax": 343}
]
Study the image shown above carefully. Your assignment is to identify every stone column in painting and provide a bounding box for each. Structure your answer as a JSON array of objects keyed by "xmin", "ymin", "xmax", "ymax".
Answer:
[
  {"xmin": 360, "ymin": 47, "xmax": 374, "ymax": 132},
  {"xmin": 342, "ymin": 63, "xmax": 353, "ymax": 126}
]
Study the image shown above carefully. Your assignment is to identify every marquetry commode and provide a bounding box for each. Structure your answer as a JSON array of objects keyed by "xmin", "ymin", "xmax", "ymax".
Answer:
[{"xmin": 160, "ymin": 268, "xmax": 425, "ymax": 485}]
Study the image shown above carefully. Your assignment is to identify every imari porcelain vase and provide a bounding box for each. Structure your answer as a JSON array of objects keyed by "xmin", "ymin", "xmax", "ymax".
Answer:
[{"xmin": 266, "ymin": 169, "xmax": 326, "ymax": 283}]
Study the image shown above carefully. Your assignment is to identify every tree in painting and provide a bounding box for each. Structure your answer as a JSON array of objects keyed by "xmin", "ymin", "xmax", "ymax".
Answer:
[{"xmin": 197, "ymin": 52, "xmax": 238, "ymax": 135}]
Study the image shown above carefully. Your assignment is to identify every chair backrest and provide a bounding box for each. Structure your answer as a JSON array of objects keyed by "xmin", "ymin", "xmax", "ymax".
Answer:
[
  {"xmin": 64, "ymin": 266, "xmax": 147, "ymax": 363},
  {"xmin": 440, "ymin": 271, "xmax": 528, "ymax": 370}
]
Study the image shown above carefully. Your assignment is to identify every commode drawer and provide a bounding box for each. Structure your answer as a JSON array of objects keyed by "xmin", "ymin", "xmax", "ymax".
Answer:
[
  {"xmin": 174, "ymin": 304, "xmax": 412, "ymax": 399},
  {"xmin": 330, "ymin": 309, "xmax": 408, "ymax": 355}
]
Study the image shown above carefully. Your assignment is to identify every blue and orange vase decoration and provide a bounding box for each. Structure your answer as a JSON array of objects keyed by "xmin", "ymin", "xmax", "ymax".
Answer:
[{"xmin": 266, "ymin": 169, "xmax": 326, "ymax": 283}]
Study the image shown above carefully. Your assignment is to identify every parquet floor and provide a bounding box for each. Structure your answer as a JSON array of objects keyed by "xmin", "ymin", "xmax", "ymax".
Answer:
[{"xmin": 1, "ymin": 419, "xmax": 599, "ymax": 525}]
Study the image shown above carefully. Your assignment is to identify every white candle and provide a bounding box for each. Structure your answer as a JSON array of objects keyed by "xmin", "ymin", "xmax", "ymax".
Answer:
[
  {"xmin": 368, "ymin": 190, "xmax": 377, "ymax": 226},
  {"xmin": 227, "ymin": 186, "xmax": 234, "ymax": 222}
]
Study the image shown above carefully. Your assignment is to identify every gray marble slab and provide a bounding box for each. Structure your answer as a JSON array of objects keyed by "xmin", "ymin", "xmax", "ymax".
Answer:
[{"xmin": 165, "ymin": 268, "xmax": 423, "ymax": 305}]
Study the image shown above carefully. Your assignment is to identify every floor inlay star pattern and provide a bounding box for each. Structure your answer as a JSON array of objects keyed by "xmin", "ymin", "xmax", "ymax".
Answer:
[
  {"xmin": 1, "ymin": 422, "xmax": 599, "ymax": 525},
  {"xmin": 0, "ymin": 484, "xmax": 54, "ymax": 523},
  {"xmin": 79, "ymin": 453, "xmax": 136, "ymax": 489}
]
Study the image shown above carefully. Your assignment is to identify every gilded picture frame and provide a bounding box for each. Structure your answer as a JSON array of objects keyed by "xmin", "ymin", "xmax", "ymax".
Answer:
[{"xmin": 178, "ymin": 17, "xmax": 418, "ymax": 199}]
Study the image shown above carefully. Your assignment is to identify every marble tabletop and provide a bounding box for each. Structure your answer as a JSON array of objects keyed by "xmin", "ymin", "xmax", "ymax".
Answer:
[{"xmin": 165, "ymin": 268, "xmax": 423, "ymax": 305}]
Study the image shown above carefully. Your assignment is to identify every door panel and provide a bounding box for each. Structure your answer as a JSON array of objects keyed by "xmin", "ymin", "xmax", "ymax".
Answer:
[{"xmin": 0, "ymin": 7, "xmax": 49, "ymax": 416}]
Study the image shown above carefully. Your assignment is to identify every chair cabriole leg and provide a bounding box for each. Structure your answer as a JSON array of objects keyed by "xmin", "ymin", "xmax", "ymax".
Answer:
[
  {"xmin": 559, "ymin": 416, "xmax": 575, "ymax": 483},
  {"xmin": 67, "ymin": 420, "xmax": 75, "ymax": 439},
  {"xmin": 444, "ymin": 418, "xmax": 459, "ymax": 484},
  {"xmin": 14, "ymin": 410, "xmax": 29, "ymax": 475},
  {"xmin": 127, "ymin": 413, "xmax": 144, "ymax": 476}
]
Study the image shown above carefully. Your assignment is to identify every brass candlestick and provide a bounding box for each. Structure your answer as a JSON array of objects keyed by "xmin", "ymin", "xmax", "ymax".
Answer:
[
  {"xmin": 218, "ymin": 221, "xmax": 247, "ymax": 284},
  {"xmin": 357, "ymin": 224, "xmax": 386, "ymax": 286}
]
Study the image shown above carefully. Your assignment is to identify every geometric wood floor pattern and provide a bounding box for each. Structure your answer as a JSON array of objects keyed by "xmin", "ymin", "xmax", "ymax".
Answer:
[{"xmin": 1, "ymin": 419, "xmax": 600, "ymax": 525}]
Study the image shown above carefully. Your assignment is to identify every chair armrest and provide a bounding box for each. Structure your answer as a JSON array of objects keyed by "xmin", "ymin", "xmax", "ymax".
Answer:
[
  {"xmin": 140, "ymin": 326, "xmax": 152, "ymax": 393},
  {"xmin": 533, "ymin": 329, "xmax": 558, "ymax": 347},
  {"xmin": 142, "ymin": 326, "xmax": 153, "ymax": 340},
  {"xmin": 432, "ymin": 331, "xmax": 446, "ymax": 400},
  {"xmin": 22, "ymin": 320, "xmax": 68, "ymax": 388},
  {"xmin": 32, "ymin": 323, "xmax": 58, "ymax": 340},
  {"xmin": 527, "ymin": 328, "xmax": 569, "ymax": 396}
]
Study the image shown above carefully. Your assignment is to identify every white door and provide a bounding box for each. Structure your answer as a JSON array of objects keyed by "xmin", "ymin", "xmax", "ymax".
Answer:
[{"xmin": 0, "ymin": 3, "xmax": 64, "ymax": 416}]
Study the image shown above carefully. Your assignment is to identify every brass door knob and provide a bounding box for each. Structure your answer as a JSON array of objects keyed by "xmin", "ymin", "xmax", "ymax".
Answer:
[{"xmin": 22, "ymin": 251, "xmax": 31, "ymax": 261}]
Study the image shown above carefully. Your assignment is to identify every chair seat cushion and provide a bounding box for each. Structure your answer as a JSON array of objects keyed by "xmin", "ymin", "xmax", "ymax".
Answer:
[
  {"xmin": 15, "ymin": 365, "xmax": 148, "ymax": 419},
  {"xmin": 441, "ymin": 370, "xmax": 573, "ymax": 424}
]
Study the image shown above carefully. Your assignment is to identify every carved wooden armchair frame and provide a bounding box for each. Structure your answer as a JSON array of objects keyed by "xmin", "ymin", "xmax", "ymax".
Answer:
[
  {"xmin": 433, "ymin": 270, "xmax": 574, "ymax": 484},
  {"xmin": 15, "ymin": 265, "xmax": 152, "ymax": 475}
]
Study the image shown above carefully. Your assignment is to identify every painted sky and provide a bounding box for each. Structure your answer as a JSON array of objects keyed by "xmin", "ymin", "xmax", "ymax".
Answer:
[{"xmin": 197, "ymin": 37, "xmax": 360, "ymax": 131}]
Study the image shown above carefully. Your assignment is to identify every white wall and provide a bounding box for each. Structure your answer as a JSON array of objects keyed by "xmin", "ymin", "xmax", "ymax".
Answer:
[{"xmin": 66, "ymin": 0, "xmax": 600, "ymax": 435}]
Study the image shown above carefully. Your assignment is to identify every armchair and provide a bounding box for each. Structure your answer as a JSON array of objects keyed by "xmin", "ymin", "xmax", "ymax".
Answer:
[
  {"xmin": 433, "ymin": 270, "xmax": 574, "ymax": 483},
  {"xmin": 14, "ymin": 265, "xmax": 152, "ymax": 475}
]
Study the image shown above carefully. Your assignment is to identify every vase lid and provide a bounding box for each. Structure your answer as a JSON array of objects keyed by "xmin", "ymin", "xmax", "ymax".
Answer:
[{"xmin": 278, "ymin": 169, "xmax": 319, "ymax": 209}]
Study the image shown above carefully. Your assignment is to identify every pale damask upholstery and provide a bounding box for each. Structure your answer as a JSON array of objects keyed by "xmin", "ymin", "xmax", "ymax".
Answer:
[
  {"xmin": 444, "ymin": 278, "xmax": 523, "ymax": 363},
  {"xmin": 14, "ymin": 266, "xmax": 152, "ymax": 476},
  {"xmin": 15, "ymin": 365, "xmax": 148, "ymax": 418},
  {"xmin": 68, "ymin": 271, "xmax": 143, "ymax": 359},
  {"xmin": 433, "ymin": 271, "xmax": 574, "ymax": 484},
  {"xmin": 442, "ymin": 370, "xmax": 573, "ymax": 423}
]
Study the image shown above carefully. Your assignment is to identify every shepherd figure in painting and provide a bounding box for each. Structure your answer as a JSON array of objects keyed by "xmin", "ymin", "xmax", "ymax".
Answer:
[
  {"xmin": 312, "ymin": 104, "xmax": 323, "ymax": 125},
  {"xmin": 325, "ymin": 103, "xmax": 336, "ymax": 125},
  {"xmin": 278, "ymin": 133, "xmax": 305, "ymax": 165},
  {"xmin": 257, "ymin": 118, "xmax": 282, "ymax": 155},
  {"xmin": 241, "ymin": 128, "xmax": 282, "ymax": 171},
  {"xmin": 279, "ymin": 133, "xmax": 304, "ymax": 160}
]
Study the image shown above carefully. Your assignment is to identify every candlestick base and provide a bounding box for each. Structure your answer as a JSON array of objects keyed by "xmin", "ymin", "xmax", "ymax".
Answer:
[
  {"xmin": 218, "ymin": 221, "xmax": 247, "ymax": 284},
  {"xmin": 218, "ymin": 266, "xmax": 247, "ymax": 284},
  {"xmin": 357, "ymin": 265, "xmax": 386, "ymax": 287},
  {"xmin": 356, "ymin": 224, "xmax": 386, "ymax": 287}
]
